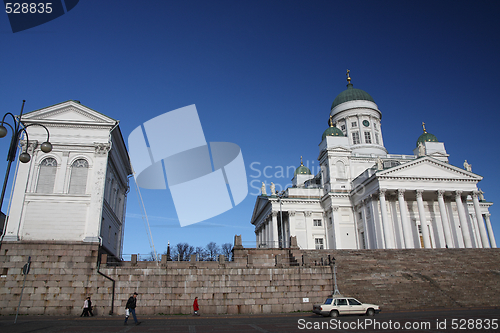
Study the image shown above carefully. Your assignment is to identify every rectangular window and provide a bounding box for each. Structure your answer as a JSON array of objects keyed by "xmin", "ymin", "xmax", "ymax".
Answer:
[
  {"xmin": 313, "ymin": 219, "xmax": 322, "ymax": 227},
  {"xmin": 351, "ymin": 121, "xmax": 357, "ymax": 127},
  {"xmin": 364, "ymin": 132, "xmax": 372, "ymax": 144},
  {"xmin": 315, "ymin": 238, "xmax": 324, "ymax": 249},
  {"xmin": 359, "ymin": 212, "xmax": 362, "ymax": 220},
  {"xmin": 341, "ymin": 124, "xmax": 346, "ymax": 131},
  {"xmin": 352, "ymin": 132, "xmax": 360, "ymax": 144}
]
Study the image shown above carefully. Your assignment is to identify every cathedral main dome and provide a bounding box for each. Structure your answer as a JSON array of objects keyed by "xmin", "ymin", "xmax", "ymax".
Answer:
[{"xmin": 331, "ymin": 83, "xmax": 375, "ymax": 109}]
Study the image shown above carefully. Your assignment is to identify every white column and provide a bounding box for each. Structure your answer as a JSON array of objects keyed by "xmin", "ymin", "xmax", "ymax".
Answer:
[
  {"xmin": 484, "ymin": 214, "xmax": 497, "ymax": 248},
  {"xmin": 271, "ymin": 212, "xmax": 279, "ymax": 248},
  {"xmin": 360, "ymin": 200, "xmax": 371, "ymax": 249},
  {"xmin": 331, "ymin": 206, "xmax": 341, "ymax": 249},
  {"xmin": 397, "ymin": 189, "xmax": 413, "ymax": 248},
  {"xmin": 437, "ymin": 190, "xmax": 453, "ymax": 248},
  {"xmin": 304, "ymin": 211, "xmax": 312, "ymax": 248},
  {"xmin": 369, "ymin": 195, "xmax": 384, "ymax": 248},
  {"xmin": 472, "ymin": 191, "xmax": 490, "ymax": 248},
  {"xmin": 289, "ymin": 211, "xmax": 296, "ymax": 246},
  {"xmin": 267, "ymin": 220, "xmax": 271, "ymax": 246},
  {"xmin": 416, "ymin": 190, "xmax": 431, "ymax": 248},
  {"xmin": 455, "ymin": 191, "xmax": 472, "ymax": 248},
  {"xmin": 261, "ymin": 223, "xmax": 266, "ymax": 247},
  {"xmin": 378, "ymin": 189, "xmax": 394, "ymax": 249}
]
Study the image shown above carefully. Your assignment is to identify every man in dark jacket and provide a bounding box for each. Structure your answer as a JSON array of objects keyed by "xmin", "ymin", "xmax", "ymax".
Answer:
[{"xmin": 124, "ymin": 292, "xmax": 141, "ymax": 325}]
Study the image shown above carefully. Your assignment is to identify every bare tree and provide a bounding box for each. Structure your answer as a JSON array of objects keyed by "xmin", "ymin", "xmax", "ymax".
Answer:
[
  {"xmin": 175, "ymin": 242, "xmax": 194, "ymax": 261},
  {"xmin": 221, "ymin": 243, "xmax": 233, "ymax": 261},
  {"xmin": 206, "ymin": 242, "xmax": 220, "ymax": 261},
  {"xmin": 195, "ymin": 246, "xmax": 208, "ymax": 261}
]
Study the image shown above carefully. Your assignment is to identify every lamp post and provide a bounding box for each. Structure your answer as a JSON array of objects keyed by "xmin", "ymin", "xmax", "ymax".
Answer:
[
  {"xmin": 329, "ymin": 254, "xmax": 341, "ymax": 296},
  {"xmin": 0, "ymin": 101, "xmax": 52, "ymax": 242}
]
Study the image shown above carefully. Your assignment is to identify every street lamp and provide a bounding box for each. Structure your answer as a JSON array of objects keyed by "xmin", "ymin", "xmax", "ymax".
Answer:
[
  {"xmin": 329, "ymin": 255, "xmax": 341, "ymax": 296},
  {"xmin": 0, "ymin": 101, "xmax": 52, "ymax": 238}
]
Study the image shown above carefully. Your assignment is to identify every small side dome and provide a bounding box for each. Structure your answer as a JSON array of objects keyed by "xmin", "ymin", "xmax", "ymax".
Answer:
[
  {"xmin": 322, "ymin": 118, "xmax": 344, "ymax": 140},
  {"xmin": 416, "ymin": 122, "xmax": 438, "ymax": 146},
  {"xmin": 294, "ymin": 156, "xmax": 311, "ymax": 176}
]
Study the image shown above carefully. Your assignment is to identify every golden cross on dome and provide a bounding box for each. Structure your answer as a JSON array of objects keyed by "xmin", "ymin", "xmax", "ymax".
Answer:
[
  {"xmin": 346, "ymin": 69, "xmax": 351, "ymax": 84},
  {"xmin": 300, "ymin": 156, "xmax": 303, "ymax": 166},
  {"xmin": 422, "ymin": 122, "xmax": 427, "ymax": 133},
  {"xmin": 329, "ymin": 115, "xmax": 333, "ymax": 127}
]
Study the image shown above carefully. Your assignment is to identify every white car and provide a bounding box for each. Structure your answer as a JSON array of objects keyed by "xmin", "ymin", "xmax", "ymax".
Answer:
[{"xmin": 312, "ymin": 295, "xmax": 381, "ymax": 317}]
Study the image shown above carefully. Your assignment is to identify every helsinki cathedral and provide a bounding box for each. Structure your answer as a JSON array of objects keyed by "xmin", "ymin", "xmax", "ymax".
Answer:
[{"xmin": 250, "ymin": 71, "xmax": 496, "ymax": 250}]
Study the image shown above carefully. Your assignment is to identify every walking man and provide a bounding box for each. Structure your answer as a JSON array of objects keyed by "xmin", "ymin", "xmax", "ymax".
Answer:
[
  {"xmin": 124, "ymin": 292, "xmax": 141, "ymax": 325},
  {"xmin": 86, "ymin": 296, "xmax": 94, "ymax": 316}
]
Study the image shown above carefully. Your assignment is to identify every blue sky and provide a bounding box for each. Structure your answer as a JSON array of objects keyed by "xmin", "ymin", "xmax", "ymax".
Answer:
[{"xmin": 1, "ymin": 1, "xmax": 499, "ymax": 256}]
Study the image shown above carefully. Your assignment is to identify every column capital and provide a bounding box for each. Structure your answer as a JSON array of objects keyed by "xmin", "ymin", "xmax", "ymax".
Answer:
[
  {"xmin": 271, "ymin": 211, "xmax": 278, "ymax": 217},
  {"xmin": 437, "ymin": 189, "xmax": 446, "ymax": 198},
  {"xmin": 379, "ymin": 188, "xmax": 387, "ymax": 196},
  {"xmin": 416, "ymin": 189, "xmax": 424, "ymax": 198},
  {"xmin": 305, "ymin": 211, "xmax": 312, "ymax": 217},
  {"xmin": 397, "ymin": 188, "xmax": 406, "ymax": 197},
  {"xmin": 471, "ymin": 190, "xmax": 480, "ymax": 199},
  {"xmin": 332, "ymin": 206, "xmax": 339, "ymax": 212},
  {"xmin": 289, "ymin": 210, "xmax": 296, "ymax": 216},
  {"xmin": 455, "ymin": 190, "xmax": 463, "ymax": 199},
  {"xmin": 485, "ymin": 213, "xmax": 491, "ymax": 218}
]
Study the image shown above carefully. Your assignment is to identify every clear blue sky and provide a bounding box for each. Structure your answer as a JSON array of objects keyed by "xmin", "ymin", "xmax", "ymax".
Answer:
[{"xmin": 1, "ymin": 1, "xmax": 499, "ymax": 256}]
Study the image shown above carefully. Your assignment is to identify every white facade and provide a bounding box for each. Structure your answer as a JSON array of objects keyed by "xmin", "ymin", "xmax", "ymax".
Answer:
[
  {"xmin": 250, "ymin": 79, "xmax": 496, "ymax": 250},
  {"xmin": 2, "ymin": 101, "xmax": 132, "ymax": 258}
]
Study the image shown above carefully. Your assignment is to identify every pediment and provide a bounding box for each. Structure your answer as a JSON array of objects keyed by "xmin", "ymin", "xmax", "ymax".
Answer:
[
  {"xmin": 325, "ymin": 146, "xmax": 352, "ymax": 155},
  {"xmin": 251, "ymin": 196, "xmax": 271, "ymax": 224},
  {"xmin": 378, "ymin": 157, "xmax": 482, "ymax": 181},
  {"xmin": 22, "ymin": 100, "xmax": 116, "ymax": 126}
]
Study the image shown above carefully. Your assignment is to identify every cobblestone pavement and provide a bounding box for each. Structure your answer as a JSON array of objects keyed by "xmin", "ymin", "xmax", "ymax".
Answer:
[{"xmin": 0, "ymin": 308, "xmax": 499, "ymax": 333}]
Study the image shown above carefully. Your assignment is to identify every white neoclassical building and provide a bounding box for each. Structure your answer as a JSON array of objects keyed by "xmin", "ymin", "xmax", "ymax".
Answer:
[
  {"xmin": 250, "ymin": 73, "xmax": 496, "ymax": 250},
  {"xmin": 1, "ymin": 100, "xmax": 132, "ymax": 258}
]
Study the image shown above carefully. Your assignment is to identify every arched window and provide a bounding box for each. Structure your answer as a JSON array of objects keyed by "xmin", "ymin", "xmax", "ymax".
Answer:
[
  {"xmin": 69, "ymin": 159, "xmax": 89, "ymax": 194},
  {"xmin": 36, "ymin": 158, "xmax": 57, "ymax": 193},
  {"xmin": 336, "ymin": 161, "xmax": 345, "ymax": 178}
]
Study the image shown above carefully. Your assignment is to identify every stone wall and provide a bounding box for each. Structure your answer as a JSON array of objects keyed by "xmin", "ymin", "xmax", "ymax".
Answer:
[{"xmin": 0, "ymin": 241, "xmax": 499, "ymax": 316}]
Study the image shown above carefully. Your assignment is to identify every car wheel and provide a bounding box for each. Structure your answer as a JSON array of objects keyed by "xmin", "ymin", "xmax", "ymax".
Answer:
[
  {"xmin": 366, "ymin": 308, "xmax": 375, "ymax": 316},
  {"xmin": 329, "ymin": 310, "xmax": 339, "ymax": 317}
]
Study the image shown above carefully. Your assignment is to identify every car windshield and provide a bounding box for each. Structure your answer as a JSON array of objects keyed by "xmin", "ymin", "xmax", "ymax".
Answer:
[{"xmin": 324, "ymin": 298, "xmax": 333, "ymax": 305}]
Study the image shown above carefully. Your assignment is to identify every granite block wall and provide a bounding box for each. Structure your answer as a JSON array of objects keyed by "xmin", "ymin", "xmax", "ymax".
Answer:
[{"xmin": 0, "ymin": 241, "xmax": 499, "ymax": 316}]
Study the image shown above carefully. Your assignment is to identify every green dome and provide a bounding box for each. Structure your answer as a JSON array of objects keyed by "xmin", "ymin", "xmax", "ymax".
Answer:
[
  {"xmin": 416, "ymin": 132, "xmax": 438, "ymax": 146},
  {"xmin": 331, "ymin": 83, "xmax": 375, "ymax": 109},
  {"xmin": 294, "ymin": 165, "xmax": 311, "ymax": 176},
  {"xmin": 322, "ymin": 126, "xmax": 344, "ymax": 140},
  {"xmin": 294, "ymin": 157, "xmax": 311, "ymax": 176}
]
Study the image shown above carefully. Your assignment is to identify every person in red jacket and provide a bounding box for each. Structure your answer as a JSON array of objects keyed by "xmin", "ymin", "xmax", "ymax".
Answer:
[{"xmin": 193, "ymin": 297, "xmax": 199, "ymax": 316}]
